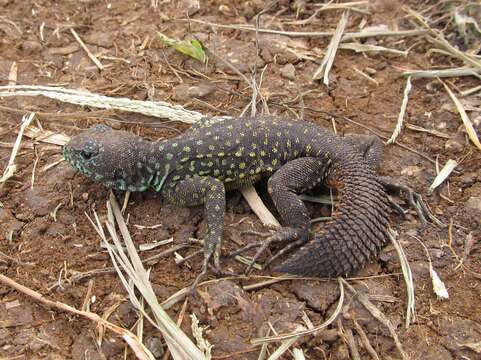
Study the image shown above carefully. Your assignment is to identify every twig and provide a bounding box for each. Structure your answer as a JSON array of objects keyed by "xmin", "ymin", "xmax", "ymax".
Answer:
[
  {"xmin": 388, "ymin": 229, "xmax": 415, "ymax": 328},
  {"xmin": 185, "ymin": 18, "xmax": 425, "ymax": 40},
  {"xmin": 442, "ymin": 81, "xmax": 481, "ymax": 151},
  {"xmin": 340, "ymin": 278, "xmax": 407, "ymax": 360},
  {"xmin": 387, "ymin": 76, "xmax": 412, "ymax": 144},
  {"xmin": 70, "ymin": 28, "xmax": 104, "ymax": 70},
  {"xmin": 313, "ymin": 10, "xmax": 350, "ymax": 85},
  {"xmin": 0, "ymin": 85, "xmax": 203, "ymax": 124},
  {"xmin": 0, "ymin": 113, "xmax": 35, "ymax": 185},
  {"xmin": 404, "ymin": 6, "xmax": 481, "ymax": 69},
  {"xmin": 0, "ymin": 273, "xmax": 155, "ymax": 360},
  {"xmin": 339, "ymin": 320, "xmax": 361, "ymax": 360},
  {"xmin": 251, "ymin": 278, "xmax": 344, "ymax": 344},
  {"xmin": 402, "ymin": 67, "xmax": 481, "ymax": 78},
  {"xmin": 352, "ymin": 318, "xmax": 380, "ymax": 360}
]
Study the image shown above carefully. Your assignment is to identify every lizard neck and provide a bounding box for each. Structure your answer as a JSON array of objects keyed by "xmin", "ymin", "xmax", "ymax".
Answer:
[{"xmin": 147, "ymin": 138, "xmax": 179, "ymax": 192}]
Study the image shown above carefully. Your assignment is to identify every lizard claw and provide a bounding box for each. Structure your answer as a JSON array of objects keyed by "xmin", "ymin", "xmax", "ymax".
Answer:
[
  {"xmin": 379, "ymin": 177, "xmax": 443, "ymax": 226},
  {"xmin": 189, "ymin": 249, "xmax": 214, "ymax": 294},
  {"xmin": 244, "ymin": 227, "xmax": 308, "ymax": 275}
]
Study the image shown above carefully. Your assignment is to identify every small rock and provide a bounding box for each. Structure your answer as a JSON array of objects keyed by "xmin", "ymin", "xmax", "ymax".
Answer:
[
  {"xmin": 439, "ymin": 317, "xmax": 481, "ymax": 355},
  {"xmin": 364, "ymin": 66, "xmax": 377, "ymax": 75},
  {"xmin": 84, "ymin": 31, "xmax": 114, "ymax": 48},
  {"xmin": 400, "ymin": 165, "xmax": 422, "ymax": 177},
  {"xmin": 320, "ymin": 328, "xmax": 338, "ymax": 342},
  {"xmin": 290, "ymin": 281, "xmax": 340, "ymax": 313},
  {"xmin": 0, "ymin": 303, "xmax": 34, "ymax": 327},
  {"xmin": 419, "ymin": 344, "xmax": 453, "ymax": 360},
  {"xmin": 113, "ymin": 302, "xmax": 137, "ymax": 328},
  {"xmin": 460, "ymin": 172, "xmax": 477, "ymax": 187},
  {"xmin": 21, "ymin": 40, "xmax": 42, "ymax": 54},
  {"xmin": 466, "ymin": 196, "xmax": 481, "ymax": 212},
  {"xmin": 71, "ymin": 333, "xmax": 103, "ymax": 360},
  {"xmin": 100, "ymin": 337, "xmax": 123, "ymax": 358},
  {"xmin": 180, "ymin": 0, "xmax": 200, "ymax": 16},
  {"xmin": 473, "ymin": 115, "xmax": 481, "ymax": 128},
  {"xmin": 335, "ymin": 343, "xmax": 350, "ymax": 359},
  {"xmin": 213, "ymin": 39, "xmax": 265, "ymax": 73},
  {"xmin": 410, "ymin": 261, "xmax": 430, "ymax": 280},
  {"xmin": 81, "ymin": 192, "xmax": 89, "ymax": 201},
  {"xmin": 0, "ymin": 329, "xmax": 10, "ymax": 346},
  {"xmin": 199, "ymin": 280, "xmax": 245, "ymax": 315},
  {"xmin": 145, "ymin": 337, "xmax": 163, "ymax": 358},
  {"xmin": 444, "ymin": 139, "xmax": 464, "ymax": 153},
  {"xmin": 45, "ymin": 222, "xmax": 68, "ymax": 237},
  {"xmin": 0, "ymin": 208, "xmax": 24, "ymax": 240},
  {"xmin": 172, "ymin": 83, "xmax": 215, "ymax": 102},
  {"xmin": 279, "ymin": 63, "xmax": 296, "ymax": 80},
  {"xmin": 23, "ymin": 186, "xmax": 58, "ymax": 216}
]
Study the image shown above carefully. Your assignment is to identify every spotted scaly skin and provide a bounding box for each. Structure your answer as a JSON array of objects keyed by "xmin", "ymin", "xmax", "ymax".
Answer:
[{"xmin": 64, "ymin": 117, "xmax": 391, "ymax": 279}]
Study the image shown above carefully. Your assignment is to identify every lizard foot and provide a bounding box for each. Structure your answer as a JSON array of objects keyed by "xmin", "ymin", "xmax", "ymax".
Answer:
[
  {"xmin": 230, "ymin": 227, "xmax": 309, "ymax": 275},
  {"xmin": 379, "ymin": 177, "xmax": 443, "ymax": 226},
  {"xmin": 189, "ymin": 250, "xmax": 213, "ymax": 294}
]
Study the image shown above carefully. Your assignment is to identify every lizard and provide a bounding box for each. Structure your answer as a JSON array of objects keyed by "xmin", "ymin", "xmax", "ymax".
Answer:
[{"xmin": 64, "ymin": 116, "xmax": 430, "ymax": 286}]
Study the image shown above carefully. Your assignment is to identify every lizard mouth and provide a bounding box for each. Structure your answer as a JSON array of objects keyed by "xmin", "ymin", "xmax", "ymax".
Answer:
[{"xmin": 63, "ymin": 141, "xmax": 99, "ymax": 179}]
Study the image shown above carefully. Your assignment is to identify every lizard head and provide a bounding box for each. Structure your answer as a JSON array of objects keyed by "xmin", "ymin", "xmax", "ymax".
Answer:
[{"xmin": 64, "ymin": 125, "xmax": 153, "ymax": 191}]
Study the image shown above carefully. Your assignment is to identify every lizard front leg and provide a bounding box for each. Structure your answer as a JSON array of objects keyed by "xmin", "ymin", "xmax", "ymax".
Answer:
[{"xmin": 162, "ymin": 175, "xmax": 226, "ymax": 289}]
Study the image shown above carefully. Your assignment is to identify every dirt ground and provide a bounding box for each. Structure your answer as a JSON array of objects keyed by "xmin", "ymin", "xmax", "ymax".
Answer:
[{"xmin": 1, "ymin": 0, "xmax": 481, "ymax": 359}]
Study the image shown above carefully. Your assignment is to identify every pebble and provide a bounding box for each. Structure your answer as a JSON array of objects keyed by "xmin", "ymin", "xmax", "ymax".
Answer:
[
  {"xmin": 21, "ymin": 40, "xmax": 42, "ymax": 54},
  {"xmin": 0, "ymin": 208, "xmax": 24, "ymax": 240},
  {"xmin": 444, "ymin": 139, "xmax": 464, "ymax": 153},
  {"xmin": 145, "ymin": 337, "xmax": 163, "ymax": 358},
  {"xmin": 180, "ymin": 0, "xmax": 200, "ymax": 16},
  {"xmin": 172, "ymin": 83, "xmax": 215, "ymax": 102},
  {"xmin": 279, "ymin": 63, "xmax": 296, "ymax": 80},
  {"xmin": 400, "ymin": 165, "xmax": 421, "ymax": 177},
  {"xmin": 465, "ymin": 196, "xmax": 481, "ymax": 212}
]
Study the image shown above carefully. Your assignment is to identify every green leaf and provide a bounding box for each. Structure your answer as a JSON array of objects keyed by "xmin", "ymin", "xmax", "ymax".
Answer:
[{"xmin": 157, "ymin": 32, "xmax": 206, "ymax": 63}]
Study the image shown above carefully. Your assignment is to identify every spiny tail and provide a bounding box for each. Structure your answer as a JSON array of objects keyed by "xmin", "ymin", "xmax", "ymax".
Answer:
[{"xmin": 275, "ymin": 154, "xmax": 390, "ymax": 277}]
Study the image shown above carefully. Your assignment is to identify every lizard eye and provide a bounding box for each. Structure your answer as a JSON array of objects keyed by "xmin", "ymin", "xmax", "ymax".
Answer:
[
  {"xmin": 79, "ymin": 141, "xmax": 99, "ymax": 160},
  {"xmin": 80, "ymin": 149, "xmax": 95, "ymax": 160}
]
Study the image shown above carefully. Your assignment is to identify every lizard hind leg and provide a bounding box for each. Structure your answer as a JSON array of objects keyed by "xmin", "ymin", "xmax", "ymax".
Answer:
[
  {"xmin": 244, "ymin": 157, "xmax": 329, "ymax": 273},
  {"xmin": 343, "ymin": 134, "xmax": 384, "ymax": 170},
  {"xmin": 344, "ymin": 135, "xmax": 440, "ymax": 226}
]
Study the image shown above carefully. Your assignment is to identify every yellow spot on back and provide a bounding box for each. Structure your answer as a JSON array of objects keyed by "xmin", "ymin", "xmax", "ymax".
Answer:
[{"xmin": 239, "ymin": 162, "xmax": 246, "ymax": 169}]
